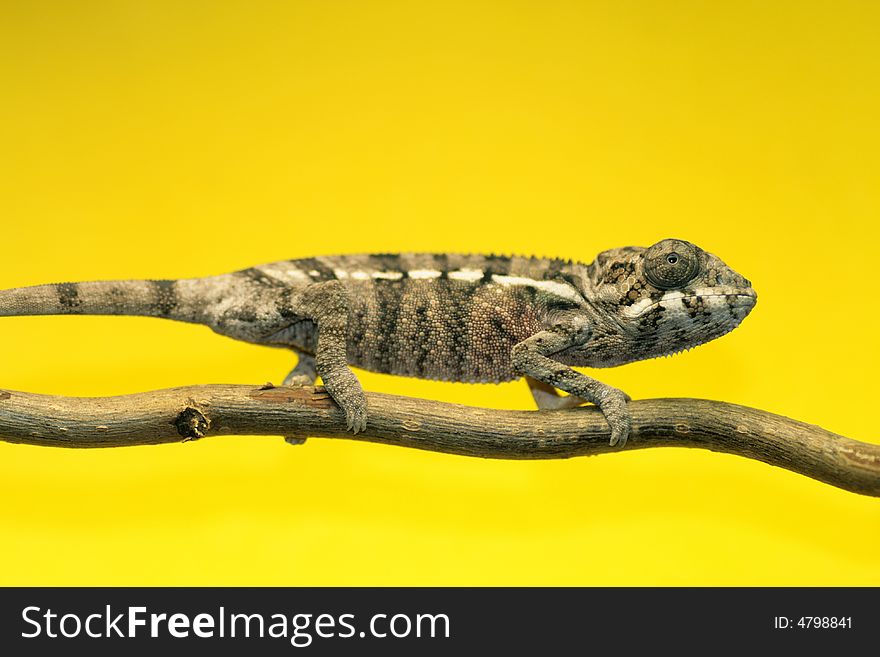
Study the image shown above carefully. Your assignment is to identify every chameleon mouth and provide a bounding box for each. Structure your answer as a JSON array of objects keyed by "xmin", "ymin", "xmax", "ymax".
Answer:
[{"xmin": 626, "ymin": 290, "xmax": 757, "ymax": 319}]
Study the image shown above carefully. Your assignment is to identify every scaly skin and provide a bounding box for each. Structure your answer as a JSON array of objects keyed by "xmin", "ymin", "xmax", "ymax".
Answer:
[{"xmin": 0, "ymin": 240, "xmax": 757, "ymax": 446}]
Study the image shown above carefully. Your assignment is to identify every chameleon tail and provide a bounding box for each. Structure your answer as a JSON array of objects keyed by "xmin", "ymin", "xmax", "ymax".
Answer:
[{"xmin": 0, "ymin": 278, "xmax": 218, "ymax": 325}]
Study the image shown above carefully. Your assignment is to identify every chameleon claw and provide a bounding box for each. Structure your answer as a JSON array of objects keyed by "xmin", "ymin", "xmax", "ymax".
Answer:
[
  {"xmin": 346, "ymin": 416, "xmax": 367, "ymax": 434},
  {"xmin": 343, "ymin": 405, "xmax": 368, "ymax": 434},
  {"xmin": 608, "ymin": 422, "xmax": 630, "ymax": 448}
]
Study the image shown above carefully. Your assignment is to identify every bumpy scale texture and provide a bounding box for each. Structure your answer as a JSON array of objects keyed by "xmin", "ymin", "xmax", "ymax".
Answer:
[{"xmin": 0, "ymin": 240, "xmax": 757, "ymax": 446}]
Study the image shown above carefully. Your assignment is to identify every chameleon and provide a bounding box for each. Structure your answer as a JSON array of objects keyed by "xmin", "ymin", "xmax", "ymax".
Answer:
[{"xmin": 0, "ymin": 239, "xmax": 756, "ymax": 447}]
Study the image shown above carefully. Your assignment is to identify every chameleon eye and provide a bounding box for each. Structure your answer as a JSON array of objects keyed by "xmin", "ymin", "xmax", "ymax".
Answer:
[{"xmin": 644, "ymin": 239, "xmax": 701, "ymax": 290}]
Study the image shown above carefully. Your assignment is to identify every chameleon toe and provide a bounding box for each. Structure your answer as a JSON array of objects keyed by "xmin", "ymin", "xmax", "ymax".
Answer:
[
  {"xmin": 342, "ymin": 403, "xmax": 368, "ymax": 434},
  {"xmin": 609, "ymin": 424, "xmax": 630, "ymax": 448}
]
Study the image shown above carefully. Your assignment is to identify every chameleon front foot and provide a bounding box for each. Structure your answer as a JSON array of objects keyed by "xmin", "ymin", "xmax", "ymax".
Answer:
[
  {"xmin": 525, "ymin": 375, "xmax": 632, "ymax": 447},
  {"xmin": 595, "ymin": 388, "xmax": 631, "ymax": 448}
]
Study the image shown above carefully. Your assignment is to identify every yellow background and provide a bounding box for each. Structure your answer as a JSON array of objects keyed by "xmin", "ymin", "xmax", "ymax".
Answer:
[{"xmin": 0, "ymin": 0, "xmax": 877, "ymax": 585}]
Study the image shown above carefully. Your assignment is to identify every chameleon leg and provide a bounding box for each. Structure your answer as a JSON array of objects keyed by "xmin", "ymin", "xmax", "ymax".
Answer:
[
  {"xmin": 283, "ymin": 351, "xmax": 317, "ymax": 386},
  {"xmin": 526, "ymin": 377, "xmax": 588, "ymax": 410},
  {"xmin": 513, "ymin": 330, "xmax": 631, "ymax": 447},
  {"xmin": 527, "ymin": 376, "xmax": 631, "ymax": 410},
  {"xmin": 294, "ymin": 281, "xmax": 368, "ymax": 434},
  {"xmin": 281, "ymin": 351, "xmax": 318, "ymax": 445}
]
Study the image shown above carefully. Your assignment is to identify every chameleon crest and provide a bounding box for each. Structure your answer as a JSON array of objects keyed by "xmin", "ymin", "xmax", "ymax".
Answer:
[{"xmin": 0, "ymin": 239, "xmax": 756, "ymax": 447}]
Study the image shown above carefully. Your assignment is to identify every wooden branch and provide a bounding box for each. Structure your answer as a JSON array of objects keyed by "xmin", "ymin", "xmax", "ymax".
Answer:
[{"xmin": 0, "ymin": 384, "xmax": 877, "ymax": 496}]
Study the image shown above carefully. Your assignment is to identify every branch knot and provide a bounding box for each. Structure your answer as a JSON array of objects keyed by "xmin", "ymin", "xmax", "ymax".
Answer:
[{"xmin": 174, "ymin": 407, "xmax": 209, "ymax": 441}]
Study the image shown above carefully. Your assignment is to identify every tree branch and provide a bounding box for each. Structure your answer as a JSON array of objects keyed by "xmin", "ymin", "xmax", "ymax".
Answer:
[{"xmin": 0, "ymin": 384, "xmax": 877, "ymax": 496}]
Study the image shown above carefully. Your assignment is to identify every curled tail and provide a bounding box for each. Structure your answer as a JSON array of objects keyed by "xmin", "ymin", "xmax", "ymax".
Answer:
[{"xmin": 0, "ymin": 278, "xmax": 218, "ymax": 325}]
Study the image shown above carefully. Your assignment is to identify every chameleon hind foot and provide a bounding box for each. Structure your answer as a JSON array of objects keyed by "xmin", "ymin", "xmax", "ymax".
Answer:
[
  {"xmin": 294, "ymin": 280, "xmax": 367, "ymax": 434},
  {"xmin": 283, "ymin": 352, "xmax": 317, "ymax": 387},
  {"xmin": 281, "ymin": 359, "xmax": 368, "ymax": 435},
  {"xmin": 281, "ymin": 352, "xmax": 318, "ymax": 445},
  {"xmin": 323, "ymin": 372, "xmax": 368, "ymax": 434}
]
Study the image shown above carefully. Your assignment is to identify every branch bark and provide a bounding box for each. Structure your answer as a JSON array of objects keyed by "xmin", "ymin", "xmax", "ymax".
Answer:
[{"xmin": 0, "ymin": 384, "xmax": 877, "ymax": 496}]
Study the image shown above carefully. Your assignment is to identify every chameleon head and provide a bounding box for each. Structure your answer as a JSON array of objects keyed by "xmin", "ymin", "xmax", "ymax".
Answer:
[{"xmin": 586, "ymin": 238, "xmax": 757, "ymax": 365}]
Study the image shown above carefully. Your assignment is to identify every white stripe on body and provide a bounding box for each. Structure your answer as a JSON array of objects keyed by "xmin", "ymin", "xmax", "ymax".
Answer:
[{"xmin": 491, "ymin": 274, "xmax": 583, "ymax": 304}]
